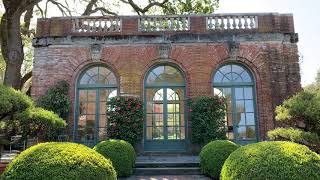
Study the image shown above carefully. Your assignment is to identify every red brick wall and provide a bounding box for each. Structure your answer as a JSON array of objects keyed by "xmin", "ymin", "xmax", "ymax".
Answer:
[{"xmin": 32, "ymin": 42, "xmax": 301, "ymax": 141}]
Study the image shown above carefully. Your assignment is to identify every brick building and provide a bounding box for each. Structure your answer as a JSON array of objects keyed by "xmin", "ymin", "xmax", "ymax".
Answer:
[{"xmin": 32, "ymin": 13, "xmax": 301, "ymax": 153}]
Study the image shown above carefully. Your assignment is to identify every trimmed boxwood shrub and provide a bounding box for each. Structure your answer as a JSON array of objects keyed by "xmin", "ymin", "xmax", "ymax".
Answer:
[
  {"xmin": 14, "ymin": 107, "xmax": 67, "ymax": 140},
  {"xmin": 221, "ymin": 141, "xmax": 320, "ymax": 180},
  {"xmin": 200, "ymin": 140, "xmax": 240, "ymax": 178},
  {"xmin": 1, "ymin": 142, "xmax": 116, "ymax": 180},
  {"xmin": 94, "ymin": 139, "xmax": 136, "ymax": 177},
  {"xmin": 107, "ymin": 96, "xmax": 143, "ymax": 145},
  {"xmin": 188, "ymin": 96, "xmax": 227, "ymax": 145}
]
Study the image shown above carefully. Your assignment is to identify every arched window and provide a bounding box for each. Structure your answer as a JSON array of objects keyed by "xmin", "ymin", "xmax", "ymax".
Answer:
[
  {"xmin": 75, "ymin": 65, "xmax": 118, "ymax": 146},
  {"xmin": 144, "ymin": 64, "xmax": 186, "ymax": 151},
  {"xmin": 213, "ymin": 64, "xmax": 258, "ymax": 144}
]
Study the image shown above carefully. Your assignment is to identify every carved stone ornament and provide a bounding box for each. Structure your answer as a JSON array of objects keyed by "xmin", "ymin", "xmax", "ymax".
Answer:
[
  {"xmin": 159, "ymin": 44, "xmax": 171, "ymax": 59},
  {"xmin": 91, "ymin": 44, "xmax": 102, "ymax": 61},
  {"xmin": 228, "ymin": 41, "xmax": 240, "ymax": 60}
]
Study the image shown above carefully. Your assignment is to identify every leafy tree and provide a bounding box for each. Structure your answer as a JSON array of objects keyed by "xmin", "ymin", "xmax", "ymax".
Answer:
[
  {"xmin": 275, "ymin": 90, "xmax": 320, "ymax": 135},
  {"xmin": 0, "ymin": 0, "xmax": 219, "ymax": 89}
]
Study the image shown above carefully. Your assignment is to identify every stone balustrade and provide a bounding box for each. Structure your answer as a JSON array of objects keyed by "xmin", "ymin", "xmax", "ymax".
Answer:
[
  {"xmin": 35, "ymin": 13, "xmax": 295, "ymax": 37},
  {"xmin": 72, "ymin": 17, "xmax": 121, "ymax": 33},
  {"xmin": 206, "ymin": 14, "xmax": 258, "ymax": 30},
  {"xmin": 139, "ymin": 16, "xmax": 190, "ymax": 32}
]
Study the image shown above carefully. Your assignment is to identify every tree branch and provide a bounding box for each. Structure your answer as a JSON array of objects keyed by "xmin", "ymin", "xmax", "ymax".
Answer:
[
  {"xmin": 20, "ymin": 71, "xmax": 32, "ymax": 89},
  {"xmin": 120, "ymin": 0, "xmax": 169, "ymax": 15},
  {"xmin": 47, "ymin": 0, "xmax": 72, "ymax": 16}
]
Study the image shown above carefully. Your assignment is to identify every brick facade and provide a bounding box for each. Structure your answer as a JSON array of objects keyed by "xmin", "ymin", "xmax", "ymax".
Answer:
[{"xmin": 32, "ymin": 13, "xmax": 301, "ymax": 152}]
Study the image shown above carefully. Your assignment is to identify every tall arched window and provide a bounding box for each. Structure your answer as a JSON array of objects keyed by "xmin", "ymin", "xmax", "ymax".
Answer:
[
  {"xmin": 144, "ymin": 65, "xmax": 186, "ymax": 151},
  {"xmin": 213, "ymin": 64, "xmax": 258, "ymax": 144},
  {"xmin": 75, "ymin": 65, "xmax": 118, "ymax": 146}
]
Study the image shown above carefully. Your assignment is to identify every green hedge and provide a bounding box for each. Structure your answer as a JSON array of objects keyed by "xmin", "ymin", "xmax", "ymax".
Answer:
[
  {"xmin": 188, "ymin": 96, "xmax": 227, "ymax": 145},
  {"xmin": 107, "ymin": 96, "xmax": 143, "ymax": 145},
  {"xmin": 14, "ymin": 107, "xmax": 66, "ymax": 140},
  {"xmin": 94, "ymin": 139, "xmax": 136, "ymax": 177},
  {"xmin": 221, "ymin": 141, "xmax": 320, "ymax": 180},
  {"xmin": 200, "ymin": 140, "xmax": 240, "ymax": 178},
  {"xmin": 1, "ymin": 142, "xmax": 116, "ymax": 180}
]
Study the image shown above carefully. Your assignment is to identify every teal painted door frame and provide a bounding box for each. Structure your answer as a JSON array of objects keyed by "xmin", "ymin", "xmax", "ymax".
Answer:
[{"xmin": 144, "ymin": 85, "xmax": 187, "ymax": 152}]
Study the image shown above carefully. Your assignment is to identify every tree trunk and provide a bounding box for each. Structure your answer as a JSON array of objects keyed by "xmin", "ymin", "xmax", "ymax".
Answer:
[{"xmin": 0, "ymin": 13, "xmax": 24, "ymax": 89}]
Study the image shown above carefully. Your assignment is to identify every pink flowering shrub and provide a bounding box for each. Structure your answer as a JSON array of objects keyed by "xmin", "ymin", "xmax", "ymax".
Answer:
[
  {"xmin": 188, "ymin": 96, "xmax": 227, "ymax": 145},
  {"xmin": 106, "ymin": 96, "xmax": 143, "ymax": 145}
]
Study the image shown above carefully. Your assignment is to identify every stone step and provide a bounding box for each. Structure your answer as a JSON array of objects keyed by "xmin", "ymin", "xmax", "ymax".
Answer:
[
  {"xmin": 134, "ymin": 167, "xmax": 201, "ymax": 176},
  {"xmin": 135, "ymin": 161, "xmax": 199, "ymax": 168}
]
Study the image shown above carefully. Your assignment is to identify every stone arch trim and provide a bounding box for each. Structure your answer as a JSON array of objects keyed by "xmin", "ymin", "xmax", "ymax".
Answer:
[{"xmin": 139, "ymin": 58, "xmax": 191, "ymax": 98}]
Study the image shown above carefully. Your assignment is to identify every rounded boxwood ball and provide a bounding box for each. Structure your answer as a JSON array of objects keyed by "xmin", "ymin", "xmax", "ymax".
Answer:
[
  {"xmin": 221, "ymin": 141, "xmax": 320, "ymax": 180},
  {"xmin": 94, "ymin": 139, "xmax": 136, "ymax": 177},
  {"xmin": 1, "ymin": 142, "xmax": 116, "ymax": 180},
  {"xmin": 200, "ymin": 140, "xmax": 240, "ymax": 178}
]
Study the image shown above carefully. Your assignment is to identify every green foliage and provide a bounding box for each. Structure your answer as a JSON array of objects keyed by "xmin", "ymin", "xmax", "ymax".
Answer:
[
  {"xmin": 221, "ymin": 141, "xmax": 320, "ymax": 180},
  {"xmin": 1, "ymin": 142, "xmax": 117, "ymax": 180},
  {"xmin": 37, "ymin": 80, "xmax": 71, "ymax": 119},
  {"xmin": 107, "ymin": 96, "xmax": 143, "ymax": 145},
  {"xmin": 200, "ymin": 140, "xmax": 240, "ymax": 178},
  {"xmin": 188, "ymin": 96, "xmax": 227, "ymax": 145},
  {"xmin": 0, "ymin": 85, "xmax": 34, "ymax": 117},
  {"xmin": 268, "ymin": 127, "xmax": 320, "ymax": 153},
  {"xmin": 275, "ymin": 90, "xmax": 320, "ymax": 134},
  {"xmin": 162, "ymin": 0, "xmax": 219, "ymax": 14},
  {"xmin": 14, "ymin": 107, "xmax": 66, "ymax": 140},
  {"xmin": 94, "ymin": 139, "xmax": 136, "ymax": 177}
]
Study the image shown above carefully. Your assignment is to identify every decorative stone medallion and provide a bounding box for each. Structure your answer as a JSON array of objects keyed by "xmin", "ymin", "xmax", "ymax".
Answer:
[
  {"xmin": 91, "ymin": 44, "xmax": 102, "ymax": 61},
  {"xmin": 159, "ymin": 44, "xmax": 171, "ymax": 59}
]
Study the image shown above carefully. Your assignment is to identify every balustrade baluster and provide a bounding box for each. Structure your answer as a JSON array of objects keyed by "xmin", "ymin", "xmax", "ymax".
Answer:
[
  {"xmin": 232, "ymin": 16, "xmax": 237, "ymax": 29},
  {"xmin": 220, "ymin": 17, "xmax": 225, "ymax": 30},
  {"xmin": 226, "ymin": 17, "xmax": 231, "ymax": 29},
  {"xmin": 215, "ymin": 17, "xmax": 219, "ymax": 30},
  {"xmin": 176, "ymin": 17, "xmax": 180, "ymax": 31},
  {"xmin": 244, "ymin": 16, "xmax": 248, "ymax": 29},
  {"xmin": 238, "ymin": 16, "xmax": 243, "ymax": 29},
  {"xmin": 249, "ymin": 16, "xmax": 255, "ymax": 29}
]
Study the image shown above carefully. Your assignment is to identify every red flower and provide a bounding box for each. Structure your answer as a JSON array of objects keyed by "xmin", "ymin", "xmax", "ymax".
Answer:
[{"xmin": 189, "ymin": 108, "xmax": 193, "ymax": 112}]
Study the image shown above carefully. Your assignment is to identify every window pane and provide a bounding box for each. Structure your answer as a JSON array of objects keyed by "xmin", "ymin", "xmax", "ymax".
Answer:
[
  {"xmin": 146, "ymin": 65, "xmax": 184, "ymax": 85},
  {"xmin": 245, "ymin": 100, "xmax": 254, "ymax": 112},
  {"xmin": 79, "ymin": 66, "xmax": 117, "ymax": 86},
  {"xmin": 246, "ymin": 113, "xmax": 255, "ymax": 125},
  {"xmin": 235, "ymin": 88, "xmax": 244, "ymax": 99},
  {"xmin": 247, "ymin": 126, "xmax": 256, "ymax": 139},
  {"xmin": 220, "ymin": 65, "xmax": 231, "ymax": 74},
  {"xmin": 87, "ymin": 90, "xmax": 96, "ymax": 101},
  {"xmin": 87, "ymin": 102, "xmax": 96, "ymax": 114},
  {"xmin": 237, "ymin": 113, "xmax": 246, "ymax": 126},
  {"xmin": 153, "ymin": 104, "xmax": 163, "ymax": 113},
  {"xmin": 244, "ymin": 88, "xmax": 253, "ymax": 99},
  {"xmin": 236, "ymin": 100, "xmax": 245, "ymax": 113},
  {"xmin": 213, "ymin": 88, "xmax": 223, "ymax": 97},
  {"xmin": 152, "ymin": 127, "xmax": 164, "ymax": 140},
  {"xmin": 237, "ymin": 126, "xmax": 246, "ymax": 140},
  {"xmin": 214, "ymin": 71, "xmax": 224, "ymax": 82},
  {"xmin": 241, "ymin": 71, "xmax": 252, "ymax": 82}
]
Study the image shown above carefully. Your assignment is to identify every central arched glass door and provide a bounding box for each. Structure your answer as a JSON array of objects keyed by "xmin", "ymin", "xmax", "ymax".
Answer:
[{"xmin": 144, "ymin": 65, "xmax": 186, "ymax": 152}]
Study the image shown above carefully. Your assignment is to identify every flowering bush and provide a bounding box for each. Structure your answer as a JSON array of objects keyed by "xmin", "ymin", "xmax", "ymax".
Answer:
[
  {"xmin": 107, "ymin": 96, "xmax": 143, "ymax": 145},
  {"xmin": 188, "ymin": 96, "xmax": 227, "ymax": 145}
]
